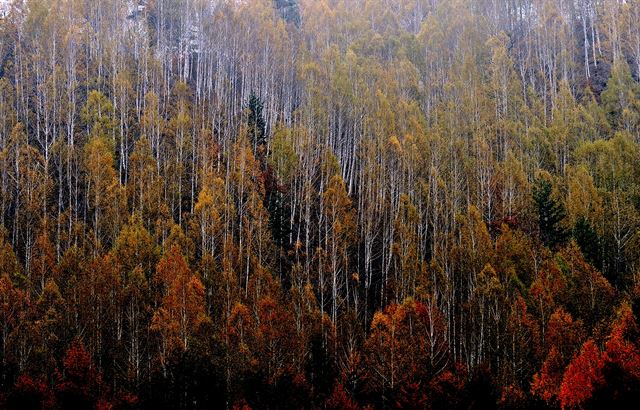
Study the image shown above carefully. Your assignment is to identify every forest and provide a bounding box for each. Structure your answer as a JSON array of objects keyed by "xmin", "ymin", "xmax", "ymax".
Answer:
[{"xmin": 1, "ymin": 0, "xmax": 640, "ymax": 408}]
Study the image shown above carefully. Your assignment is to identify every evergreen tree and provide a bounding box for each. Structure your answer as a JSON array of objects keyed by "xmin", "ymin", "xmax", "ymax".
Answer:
[
  {"xmin": 573, "ymin": 217, "xmax": 601, "ymax": 269},
  {"xmin": 267, "ymin": 187, "xmax": 289, "ymax": 249},
  {"xmin": 247, "ymin": 91, "xmax": 267, "ymax": 153},
  {"xmin": 534, "ymin": 177, "xmax": 569, "ymax": 249}
]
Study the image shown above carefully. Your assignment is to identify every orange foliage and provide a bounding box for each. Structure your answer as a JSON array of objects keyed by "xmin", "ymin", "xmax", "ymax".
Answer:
[
  {"xmin": 532, "ymin": 346, "xmax": 566, "ymax": 404},
  {"xmin": 545, "ymin": 308, "xmax": 584, "ymax": 360},
  {"xmin": 151, "ymin": 246, "xmax": 209, "ymax": 366},
  {"xmin": 363, "ymin": 299, "xmax": 448, "ymax": 396},
  {"xmin": 530, "ymin": 260, "xmax": 566, "ymax": 335}
]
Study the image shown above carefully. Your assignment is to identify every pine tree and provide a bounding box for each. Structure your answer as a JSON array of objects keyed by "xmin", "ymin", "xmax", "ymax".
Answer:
[
  {"xmin": 573, "ymin": 217, "xmax": 601, "ymax": 268},
  {"xmin": 266, "ymin": 186, "xmax": 289, "ymax": 249},
  {"xmin": 533, "ymin": 177, "xmax": 568, "ymax": 249},
  {"xmin": 247, "ymin": 91, "xmax": 267, "ymax": 153}
]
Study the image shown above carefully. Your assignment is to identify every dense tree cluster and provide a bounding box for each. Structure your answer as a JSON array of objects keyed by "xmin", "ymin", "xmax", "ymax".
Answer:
[{"xmin": 1, "ymin": 0, "xmax": 640, "ymax": 408}]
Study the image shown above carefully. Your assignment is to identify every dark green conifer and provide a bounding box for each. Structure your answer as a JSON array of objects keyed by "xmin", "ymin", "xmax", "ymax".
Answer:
[
  {"xmin": 247, "ymin": 91, "xmax": 267, "ymax": 153},
  {"xmin": 533, "ymin": 177, "xmax": 568, "ymax": 249}
]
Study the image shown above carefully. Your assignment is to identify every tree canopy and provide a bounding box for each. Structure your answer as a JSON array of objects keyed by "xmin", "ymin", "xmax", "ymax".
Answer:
[{"xmin": 1, "ymin": 0, "xmax": 640, "ymax": 408}]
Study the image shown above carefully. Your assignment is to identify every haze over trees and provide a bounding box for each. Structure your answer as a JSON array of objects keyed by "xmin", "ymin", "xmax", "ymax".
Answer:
[{"xmin": 0, "ymin": 0, "xmax": 640, "ymax": 408}]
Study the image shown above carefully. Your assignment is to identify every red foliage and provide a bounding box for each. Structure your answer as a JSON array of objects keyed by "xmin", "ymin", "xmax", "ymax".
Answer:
[
  {"xmin": 394, "ymin": 381, "xmax": 429, "ymax": 409},
  {"xmin": 9, "ymin": 374, "xmax": 55, "ymax": 409},
  {"xmin": 554, "ymin": 304, "xmax": 640, "ymax": 409},
  {"xmin": 427, "ymin": 364, "xmax": 467, "ymax": 410},
  {"xmin": 231, "ymin": 402, "xmax": 252, "ymax": 410},
  {"xmin": 111, "ymin": 391, "xmax": 140, "ymax": 409},
  {"xmin": 63, "ymin": 341, "xmax": 96, "ymax": 382},
  {"xmin": 325, "ymin": 383, "xmax": 359, "ymax": 410},
  {"xmin": 55, "ymin": 341, "xmax": 105, "ymax": 409},
  {"xmin": 603, "ymin": 304, "xmax": 640, "ymax": 379},
  {"xmin": 558, "ymin": 340, "xmax": 605, "ymax": 409},
  {"xmin": 532, "ymin": 309, "xmax": 586, "ymax": 405},
  {"xmin": 498, "ymin": 385, "xmax": 527, "ymax": 410},
  {"xmin": 96, "ymin": 398, "xmax": 114, "ymax": 410}
]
